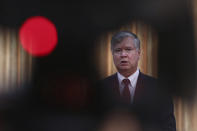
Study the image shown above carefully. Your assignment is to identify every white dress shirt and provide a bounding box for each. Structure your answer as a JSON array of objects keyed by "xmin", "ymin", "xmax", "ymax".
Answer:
[{"xmin": 117, "ymin": 69, "xmax": 140, "ymax": 103}]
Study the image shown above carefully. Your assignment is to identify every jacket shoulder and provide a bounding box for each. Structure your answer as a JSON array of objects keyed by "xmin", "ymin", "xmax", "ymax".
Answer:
[
  {"xmin": 101, "ymin": 74, "xmax": 117, "ymax": 82},
  {"xmin": 96, "ymin": 74, "xmax": 117, "ymax": 88},
  {"xmin": 139, "ymin": 72, "xmax": 157, "ymax": 85}
]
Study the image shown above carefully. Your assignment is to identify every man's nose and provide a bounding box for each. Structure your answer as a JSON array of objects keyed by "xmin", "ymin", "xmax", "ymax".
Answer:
[{"xmin": 120, "ymin": 50, "xmax": 127, "ymax": 57}]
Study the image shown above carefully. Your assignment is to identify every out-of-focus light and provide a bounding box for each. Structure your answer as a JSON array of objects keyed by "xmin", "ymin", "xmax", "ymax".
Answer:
[{"xmin": 19, "ymin": 16, "xmax": 58, "ymax": 57}]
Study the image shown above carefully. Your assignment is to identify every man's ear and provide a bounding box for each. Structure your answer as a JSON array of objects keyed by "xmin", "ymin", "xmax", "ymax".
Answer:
[
  {"xmin": 138, "ymin": 50, "xmax": 141, "ymax": 55},
  {"xmin": 111, "ymin": 50, "xmax": 114, "ymax": 55}
]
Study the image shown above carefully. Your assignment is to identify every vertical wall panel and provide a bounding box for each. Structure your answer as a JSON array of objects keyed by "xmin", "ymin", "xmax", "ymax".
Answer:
[{"xmin": 0, "ymin": 27, "xmax": 33, "ymax": 93}]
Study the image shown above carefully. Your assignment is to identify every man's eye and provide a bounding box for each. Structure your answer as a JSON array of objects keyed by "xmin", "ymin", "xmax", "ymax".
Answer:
[
  {"xmin": 115, "ymin": 49, "xmax": 121, "ymax": 52},
  {"xmin": 125, "ymin": 48, "xmax": 132, "ymax": 51}
]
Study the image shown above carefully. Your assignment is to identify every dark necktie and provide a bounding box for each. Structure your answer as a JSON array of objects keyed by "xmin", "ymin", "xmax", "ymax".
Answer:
[{"xmin": 122, "ymin": 79, "xmax": 131, "ymax": 104}]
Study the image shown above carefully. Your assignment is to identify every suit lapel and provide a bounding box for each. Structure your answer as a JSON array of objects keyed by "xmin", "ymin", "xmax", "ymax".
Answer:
[
  {"xmin": 112, "ymin": 73, "xmax": 121, "ymax": 97},
  {"xmin": 133, "ymin": 72, "xmax": 145, "ymax": 104}
]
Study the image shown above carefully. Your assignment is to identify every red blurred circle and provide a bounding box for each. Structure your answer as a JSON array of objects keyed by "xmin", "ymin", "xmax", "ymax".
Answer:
[{"xmin": 19, "ymin": 16, "xmax": 58, "ymax": 56}]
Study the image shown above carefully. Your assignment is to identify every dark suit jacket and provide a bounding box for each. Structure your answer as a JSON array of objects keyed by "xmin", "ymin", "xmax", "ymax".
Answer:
[{"xmin": 95, "ymin": 72, "xmax": 176, "ymax": 131}]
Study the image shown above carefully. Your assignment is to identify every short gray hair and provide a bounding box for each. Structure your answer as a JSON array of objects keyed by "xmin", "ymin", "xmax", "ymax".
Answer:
[{"xmin": 111, "ymin": 31, "xmax": 140, "ymax": 51}]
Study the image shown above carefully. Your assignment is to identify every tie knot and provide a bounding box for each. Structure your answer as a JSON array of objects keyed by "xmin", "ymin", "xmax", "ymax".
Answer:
[{"xmin": 122, "ymin": 79, "xmax": 130, "ymax": 86}]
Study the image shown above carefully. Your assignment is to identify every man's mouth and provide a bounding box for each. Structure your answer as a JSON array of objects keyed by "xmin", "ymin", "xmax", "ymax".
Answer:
[
  {"xmin": 120, "ymin": 61, "xmax": 128, "ymax": 64},
  {"xmin": 121, "ymin": 60, "xmax": 127, "ymax": 63}
]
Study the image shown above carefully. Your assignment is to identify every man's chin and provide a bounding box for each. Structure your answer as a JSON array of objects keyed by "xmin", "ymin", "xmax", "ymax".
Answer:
[{"xmin": 118, "ymin": 66, "xmax": 130, "ymax": 70}]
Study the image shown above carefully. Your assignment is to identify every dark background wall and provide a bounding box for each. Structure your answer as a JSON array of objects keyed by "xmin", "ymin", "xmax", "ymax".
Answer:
[
  {"xmin": 0, "ymin": 0, "xmax": 196, "ymax": 130},
  {"xmin": 0, "ymin": 0, "xmax": 195, "ymax": 102}
]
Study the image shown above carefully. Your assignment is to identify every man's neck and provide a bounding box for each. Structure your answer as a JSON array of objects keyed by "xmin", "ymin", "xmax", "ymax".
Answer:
[{"xmin": 119, "ymin": 68, "xmax": 138, "ymax": 78}]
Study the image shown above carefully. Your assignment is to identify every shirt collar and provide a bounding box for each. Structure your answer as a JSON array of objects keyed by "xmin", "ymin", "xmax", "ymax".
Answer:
[{"xmin": 117, "ymin": 69, "xmax": 140, "ymax": 87}]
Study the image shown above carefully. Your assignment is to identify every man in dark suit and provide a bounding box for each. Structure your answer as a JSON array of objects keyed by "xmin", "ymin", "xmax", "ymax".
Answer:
[{"xmin": 96, "ymin": 31, "xmax": 176, "ymax": 131}]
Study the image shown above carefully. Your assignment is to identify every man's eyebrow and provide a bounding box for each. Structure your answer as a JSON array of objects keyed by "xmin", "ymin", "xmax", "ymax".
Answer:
[{"xmin": 114, "ymin": 48, "xmax": 121, "ymax": 49}]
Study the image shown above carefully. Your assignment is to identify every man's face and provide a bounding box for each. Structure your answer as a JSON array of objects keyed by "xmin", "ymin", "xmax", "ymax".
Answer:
[{"xmin": 112, "ymin": 37, "xmax": 140, "ymax": 75}]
